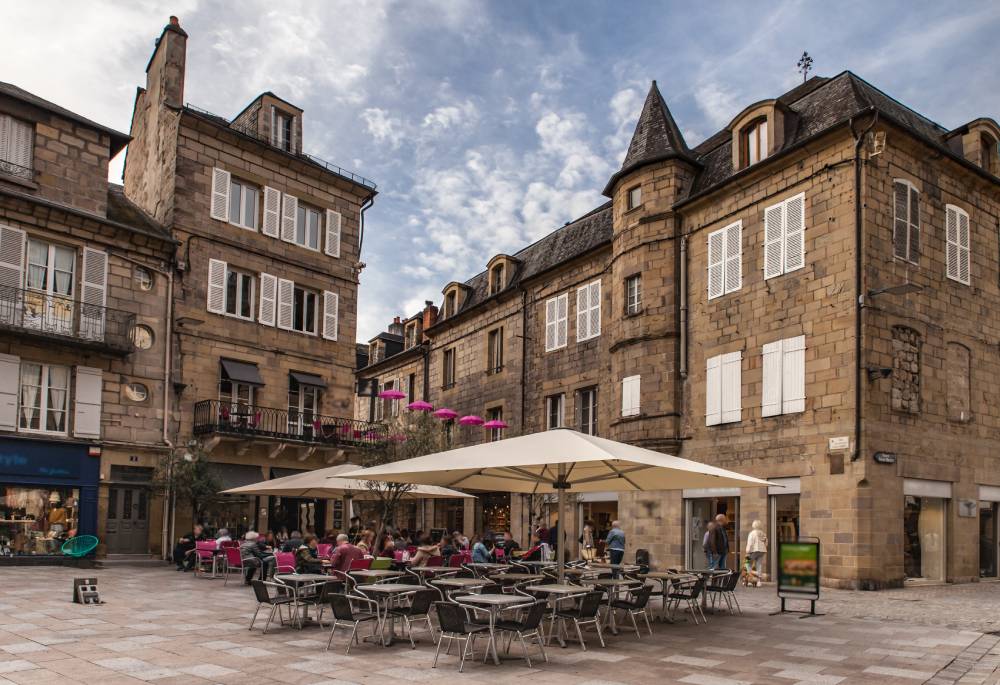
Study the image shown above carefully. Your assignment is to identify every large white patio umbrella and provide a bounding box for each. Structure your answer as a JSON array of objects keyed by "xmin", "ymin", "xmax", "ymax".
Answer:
[{"xmin": 340, "ymin": 429, "xmax": 776, "ymax": 580}]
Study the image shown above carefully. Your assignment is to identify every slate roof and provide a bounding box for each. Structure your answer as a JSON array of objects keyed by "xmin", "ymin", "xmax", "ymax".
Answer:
[
  {"xmin": 106, "ymin": 184, "xmax": 174, "ymax": 241},
  {"xmin": 0, "ymin": 82, "xmax": 130, "ymax": 155}
]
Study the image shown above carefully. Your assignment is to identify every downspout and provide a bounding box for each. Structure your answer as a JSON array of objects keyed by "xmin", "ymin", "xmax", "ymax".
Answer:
[
  {"xmin": 422, "ymin": 343, "xmax": 430, "ymax": 402},
  {"xmin": 520, "ymin": 287, "xmax": 528, "ymax": 429},
  {"xmin": 679, "ymin": 233, "xmax": 688, "ymax": 380},
  {"xmin": 358, "ymin": 192, "xmax": 375, "ymax": 257},
  {"xmin": 851, "ymin": 110, "xmax": 878, "ymax": 462}
]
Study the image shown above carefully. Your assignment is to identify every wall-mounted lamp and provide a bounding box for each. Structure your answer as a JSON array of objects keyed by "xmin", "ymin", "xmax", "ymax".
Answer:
[{"xmin": 867, "ymin": 283, "xmax": 924, "ymax": 298}]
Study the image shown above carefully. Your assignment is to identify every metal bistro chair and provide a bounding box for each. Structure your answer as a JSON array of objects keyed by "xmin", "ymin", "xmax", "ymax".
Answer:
[
  {"xmin": 495, "ymin": 600, "xmax": 548, "ymax": 668},
  {"xmin": 388, "ymin": 588, "xmax": 438, "ymax": 648},
  {"xmin": 325, "ymin": 593, "xmax": 381, "ymax": 654},
  {"xmin": 666, "ymin": 576, "xmax": 707, "ymax": 625},
  {"xmin": 609, "ymin": 584, "xmax": 654, "ymax": 638},
  {"xmin": 274, "ymin": 551, "xmax": 296, "ymax": 574},
  {"xmin": 705, "ymin": 570, "xmax": 742, "ymax": 615},
  {"xmin": 248, "ymin": 580, "xmax": 295, "ymax": 634},
  {"xmin": 552, "ymin": 590, "xmax": 605, "ymax": 651},
  {"xmin": 433, "ymin": 601, "xmax": 490, "ymax": 672},
  {"xmin": 222, "ymin": 547, "xmax": 245, "ymax": 586}
]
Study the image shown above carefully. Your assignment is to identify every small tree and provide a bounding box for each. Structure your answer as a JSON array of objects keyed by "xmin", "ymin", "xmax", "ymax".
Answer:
[{"xmin": 153, "ymin": 449, "xmax": 222, "ymax": 524}]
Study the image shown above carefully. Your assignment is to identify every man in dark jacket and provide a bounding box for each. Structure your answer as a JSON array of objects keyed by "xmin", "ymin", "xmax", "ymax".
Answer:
[
  {"xmin": 281, "ymin": 530, "xmax": 303, "ymax": 553},
  {"xmin": 173, "ymin": 524, "xmax": 205, "ymax": 571},
  {"xmin": 713, "ymin": 514, "xmax": 730, "ymax": 570}
]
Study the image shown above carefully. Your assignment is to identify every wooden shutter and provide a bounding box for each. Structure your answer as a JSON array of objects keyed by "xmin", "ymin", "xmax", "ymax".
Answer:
[
  {"xmin": 958, "ymin": 209, "xmax": 971, "ymax": 285},
  {"xmin": 325, "ymin": 210, "xmax": 342, "ymax": 258},
  {"xmin": 784, "ymin": 193, "xmax": 805, "ymax": 272},
  {"xmin": 707, "ymin": 229, "xmax": 724, "ymax": 299},
  {"xmin": 725, "ymin": 222, "xmax": 742, "ymax": 293},
  {"xmin": 588, "ymin": 281, "xmax": 601, "ymax": 338},
  {"xmin": 556, "ymin": 294, "xmax": 568, "ymax": 348},
  {"xmin": 763, "ymin": 202, "xmax": 784, "ymax": 279},
  {"xmin": 258, "ymin": 273, "xmax": 277, "ymax": 326},
  {"xmin": 322, "ymin": 290, "xmax": 339, "ymax": 340},
  {"xmin": 281, "ymin": 194, "xmax": 298, "ymax": 242},
  {"xmin": 80, "ymin": 248, "xmax": 108, "ymax": 340},
  {"xmin": 545, "ymin": 298, "xmax": 557, "ymax": 351},
  {"xmin": 721, "ymin": 350, "xmax": 742, "ymax": 423},
  {"xmin": 9, "ymin": 119, "xmax": 32, "ymax": 169},
  {"xmin": 0, "ymin": 224, "xmax": 25, "ymax": 289},
  {"xmin": 893, "ymin": 181, "xmax": 909, "ymax": 260},
  {"xmin": 781, "ymin": 335, "xmax": 806, "ymax": 414},
  {"xmin": 0, "ymin": 353, "xmax": 18, "ymax": 431},
  {"xmin": 0, "ymin": 116, "xmax": 9, "ymax": 162},
  {"xmin": 706, "ymin": 355, "xmax": 722, "ymax": 426},
  {"xmin": 946, "ymin": 205, "xmax": 970, "ymax": 284},
  {"xmin": 262, "ymin": 187, "xmax": 281, "ymax": 238},
  {"xmin": 621, "ymin": 375, "xmax": 640, "ymax": 417},
  {"xmin": 576, "ymin": 284, "xmax": 589, "ymax": 341},
  {"xmin": 908, "ymin": 184, "xmax": 920, "ymax": 263},
  {"xmin": 276, "ymin": 278, "xmax": 294, "ymax": 330},
  {"xmin": 761, "ymin": 340, "xmax": 782, "ymax": 417},
  {"xmin": 209, "ymin": 167, "xmax": 230, "ymax": 222},
  {"xmin": 73, "ymin": 366, "xmax": 103, "ymax": 438},
  {"xmin": 206, "ymin": 258, "xmax": 226, "ymax": 314}
]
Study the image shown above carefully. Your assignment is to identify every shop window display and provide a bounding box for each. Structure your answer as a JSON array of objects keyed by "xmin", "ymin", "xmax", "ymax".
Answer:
[{"xmin": 0, "ymin": 486, "xmax": 78, "ymax": 556}]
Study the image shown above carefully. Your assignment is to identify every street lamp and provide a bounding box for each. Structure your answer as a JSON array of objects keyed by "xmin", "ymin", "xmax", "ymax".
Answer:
[{"xmin": 867, "ymin": 282, "xmax": 924, "ymax": 298}]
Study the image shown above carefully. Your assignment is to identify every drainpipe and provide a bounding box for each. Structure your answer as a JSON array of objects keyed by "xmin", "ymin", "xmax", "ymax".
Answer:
[
  {"xmin": 851, "ymin": 110, "xmax": 878, "ymax": 462},
  {"xmin": 679, "ymin": 234, "xmax": 688, "ymax": 380},
  {"xmin": 357, "ymin": 193, "xmax": 375, "ymax": 258},
  {"xmin": 520, "ymin": 287, "xmax": 528, "ymax": 429}
]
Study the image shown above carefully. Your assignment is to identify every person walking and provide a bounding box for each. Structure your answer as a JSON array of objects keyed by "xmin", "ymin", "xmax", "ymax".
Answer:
[
  {"xmin": 714, "ymin": 514, "xmax": 730, "ymax": 570},
  {"xmin": 745, "ymin": 520, "xmax": 768, "ymax": 586},
  {"xmin": 580, "ymin": 521, "xmax": 596, "ymax": 562},
  {"xmin": 606, "ymin": 520, "xmax": 626, "ymax": 577},
  {"xmin": 703, "ymin": 521, "xmax": 718, "ymax": 569}
]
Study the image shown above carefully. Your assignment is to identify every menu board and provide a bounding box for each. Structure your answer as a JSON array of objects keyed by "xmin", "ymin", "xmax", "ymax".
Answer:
[{"xmin": 777, "ymin": 539, "xmax": 820, "ymax": 598}]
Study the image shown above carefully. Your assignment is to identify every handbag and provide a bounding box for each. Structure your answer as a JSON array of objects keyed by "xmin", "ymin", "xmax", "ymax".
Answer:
[{"xmin": 581, "ymin": 546, "xmax": 596, "ymax": 561}]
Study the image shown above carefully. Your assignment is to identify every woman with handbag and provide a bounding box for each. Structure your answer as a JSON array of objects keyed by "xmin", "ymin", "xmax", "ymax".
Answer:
[{"xmin": 580, "ymin": 521, "xmax": 596, "ymax": 562}]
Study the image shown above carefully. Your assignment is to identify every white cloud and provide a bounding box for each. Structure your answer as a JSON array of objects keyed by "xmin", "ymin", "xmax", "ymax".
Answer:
[
  {"xmin": 421, "ymin": 100, "xmax": 479, "ymax": 132},
  {"xmin": 362, "ymin": 108, "xmax": 405, "ymax": 149}
]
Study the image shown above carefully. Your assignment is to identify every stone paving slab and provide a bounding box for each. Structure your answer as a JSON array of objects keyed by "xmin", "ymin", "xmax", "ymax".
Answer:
[{"xmin": 0, "ymin": 566, "xmax": 997, "ymax": 684}]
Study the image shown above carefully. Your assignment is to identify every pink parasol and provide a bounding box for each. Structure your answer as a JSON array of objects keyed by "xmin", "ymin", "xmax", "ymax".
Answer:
[
  {"xmin": 482, "ymin": 420, "xmax": 508, "ymax": 429},
  {"xmin": 459, "ymin": 415, "xmax": 484, "ymax": 426},
  {"xmin": 432, "ymin": 408, "xmax": 458, "ymax": 420},
  {"xmin": 378, "ymin": 389, "xmax": 407, "ymax": 400},
  {"xmin": 406, "ymin": 400, "xmax": 434, "ymax": 412}
]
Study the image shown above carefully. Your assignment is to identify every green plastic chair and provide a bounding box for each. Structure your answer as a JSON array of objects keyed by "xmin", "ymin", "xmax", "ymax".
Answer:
[
  {"xmin": 370, "ymin": 557, "xmax": 393, "ymax": 570},
  {"xmin": 61, "ymin": 535, "xmax": 99, "ymax": 558}
]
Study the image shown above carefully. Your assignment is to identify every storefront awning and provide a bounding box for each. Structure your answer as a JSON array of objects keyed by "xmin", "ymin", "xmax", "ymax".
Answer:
[
  {"xmin": 220, "ymin": 359, "xmax": 264, "ymax": 386},
  {"xmin": 208, "ymin": 462, "xmax": 265, "ymax": 490},
  {"xmin": 289, "ymin": 371, "xmax": 326, "ymax": 388}
]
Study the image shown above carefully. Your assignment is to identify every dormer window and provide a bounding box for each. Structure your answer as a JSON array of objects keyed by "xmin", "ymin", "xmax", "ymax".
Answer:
[
  {"xmin": 404, "ymin": 321, "xmax": 419, "ymax": 349},
  {"xmin": 982, "ymin": 133, "xmax": 997, "ymax": 175},
  {"xmin": 490, "ymin": 263, "xmax": 505, "ymax": 295},
  {"xmin": 271, "ymin": 107, "xmax": 294, "ymax": 152},
  {"xmin": 627, "ymin": 185, "xmax": 642, "ymax": 210},
  {"xmin": 444, "ymin": 291, "xmax": 457, "ymax": 318},
  {"xmin": 742, "ymin": 117, "xmax": 768, "ymax": 167}
]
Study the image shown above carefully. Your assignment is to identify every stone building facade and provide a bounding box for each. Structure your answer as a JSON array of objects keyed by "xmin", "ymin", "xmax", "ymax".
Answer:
[{"xmin": 358, "ymin": 72, "xmax": 1000, "ymax": 589}]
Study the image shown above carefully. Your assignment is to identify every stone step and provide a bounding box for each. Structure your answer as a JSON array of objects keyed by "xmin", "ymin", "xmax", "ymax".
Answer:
[{"xmin": 96, "ymin": 554, "xmax": 167, "ymax": 569}]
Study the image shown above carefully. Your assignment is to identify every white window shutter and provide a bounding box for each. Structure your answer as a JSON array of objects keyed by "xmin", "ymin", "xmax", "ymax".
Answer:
[
  {"xmin": 9, "ymin": 118, "xmax": 32, "ymax": 169},
  {"xmin": 621, "ymin": 375, "xmax": 640, "ymax": 417},
  {"xmin": 721, "ymin": 351, "xmax": 742, "ymax": 423},
  {"xmin": 262, "ymin": 187, "xmax": 281, "ymax": 238},
  {"xmin": 707, "ymin": 229, "xmax": 724, "ymax": 299},
  {"xmin": 781, "ymin": 335, "xmax": 806, "ymax": 414},
  {"xmin": 325, "ymin": 210, "xmax": 342, "ymax": 258},
  {"xmin": 576, "ymin": 285, "xmax": 589, "ymax": 341},
  {"xmin": 73, "ymin": 366, "xmax": 103, "ymax": 438},
  {"xmin": 207, "ymin": 259, "xmax": 226, "ymax": 314},
  {"xmin": 761, "ymin": 340, "xmax": 782, "ymax": 417},
  {"xmin": 893, "ymin": 181, "xmax": 909, "ymax": 260},
  {"xmin": 545, "ymin": 298, "xmax": 557, "ymax": 351},
  {"xmin": 0, "ymin": 116, "xmax": 9, "ymax": 162},
  {"xmin": 725, "ymin": 222, "xmax": 742, "ymax": 293},
  {"xmin": 258, "ymin": 273, "xmax": 277, "ymax": 326},
  {"xmin": 556, "ymin": 294, "xmax": 568, "ymax": 348},
  {"xmin": 276, "ymin": 278, "xmax": 294, "ymax": 330},
  {"xmin": 763, "ymin": 202, "xmax": 784, "ymax": 279},
  {"xmin": 706, "ymin": 355, "xmax": 722, "ymax": 426},
  {"xmin": 958, "ymin": 209, "xmax": 971, "ymax": 285},
  {"xmin": 281, "ymin": 194, "xmax": 298, "ymax": 242},
  {"xmin": 589, "ymin": 281, "xmax": 601, "ymax": 337},
  {"xmin": 0, "ymin": 353, "xmax": 18, "ymax": 431},
  {"xmin": 210, "ymin": 168, "xmax": 230, "ymax": 222},
  {"xmin": 322, "ymin": 290, "xmax": 339, "ymax": 340},
  {"xmin": 80, "ymin": 248, "xmax": 109, "ymax": 341},
  {"xmin": 908, "ymin": 185, "xmax": 920, "ymax": 263},
  {"xmin": 784, "ymin": 193, "xmax": 806, "ymax": 272},
  {"xmin": 0, "ymin": 224, "xmax": 26, "ymax": 289}
]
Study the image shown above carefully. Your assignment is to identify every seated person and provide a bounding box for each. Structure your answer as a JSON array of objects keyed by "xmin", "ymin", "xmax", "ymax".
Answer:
[
  {"xmin": 499, "ymin": 531, "xmax": 519, "ymax": 554},
  {"xmin": 410, "ymin": 534, "xmax": 441, "ymax": 566},
  {"xmin": 328, "ymin": 533, "xmax": 365, "ymax": 573},
  {"xmin": 472, "ymin": 536, "xmax": 494, "ymax": 563},
  {"xmin": 173, "ymin": 523, "xmax": 205, "ymax": 571},
  {"xmin": 240, "ymin": 531, "xmax": 276, "ymax": 584},
  {"xmin": 519, "ymin": 532, "xmax": 544, "ymax": 561},
  {"xmin": 295, "ymin": 534, "xmax": 324, "ymax": 573},
  {"xmin": 280, "ymin": 530, "xmax": 303, "ymax": 553}
]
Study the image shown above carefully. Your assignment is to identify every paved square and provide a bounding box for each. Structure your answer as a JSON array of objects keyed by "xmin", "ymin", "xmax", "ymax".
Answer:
[{"xmin": 0, "ymin": 566, "xmax": 998, "ymax": 684}]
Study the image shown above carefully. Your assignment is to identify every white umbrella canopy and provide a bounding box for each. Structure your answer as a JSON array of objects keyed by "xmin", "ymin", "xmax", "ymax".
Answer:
[{"xmin": 219, "ymin": 463, "xmax": 474, "ymax": 500}]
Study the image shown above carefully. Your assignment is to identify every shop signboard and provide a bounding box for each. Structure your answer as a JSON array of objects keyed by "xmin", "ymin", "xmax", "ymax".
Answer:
[{"xmin": 773, "ymin": 537, "xmax": 822, "ymax": 617}]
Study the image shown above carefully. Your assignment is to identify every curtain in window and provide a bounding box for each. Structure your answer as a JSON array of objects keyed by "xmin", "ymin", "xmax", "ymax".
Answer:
[
  {"xmin": 19, "ymin": 363, "xmax": 41, "ymax": 429},
  {"xmin": 46, "ymin": 365, "xmax": 69, "ymax": 431}
]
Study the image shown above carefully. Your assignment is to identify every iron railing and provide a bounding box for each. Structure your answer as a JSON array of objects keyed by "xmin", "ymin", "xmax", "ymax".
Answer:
[
  {"xmin": 193, "ymin": 399, "xmax": 389, "ymax": 448},
  {"xmin": 185, "ymin": 103, "xmax": 377, "ymax": 190},
  {"xmin": 0, "ymin": 286, "xmax": 136, "ymax": 354},
  {"xmin": 0, "ymin": 158, "xmax": 33, "ymax": 182}
]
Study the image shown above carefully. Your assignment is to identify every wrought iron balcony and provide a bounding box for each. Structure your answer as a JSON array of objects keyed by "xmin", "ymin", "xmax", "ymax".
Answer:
[
  {"xmin": 0, "ymin": 286, "xmax": 136, "ymax": 354},
  {"xmin": 0, "ymin": 158, "xmax": 33, "ymax": 182},
  {"xmin": 193, "ymin": 399, "xmax": 389, "ymax": 448}
]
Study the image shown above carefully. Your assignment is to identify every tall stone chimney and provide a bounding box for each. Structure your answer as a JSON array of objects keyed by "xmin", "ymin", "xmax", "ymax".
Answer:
[
  {"xmin": 421, "ymin": 301, "xmax": 438, "ymax": 339},
  {"xmin": 146, "ymin": 16, "xmax": 188, "ymax": 108}
]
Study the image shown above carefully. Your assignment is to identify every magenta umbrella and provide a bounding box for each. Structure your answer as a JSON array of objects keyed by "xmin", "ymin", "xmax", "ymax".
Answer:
[
  {"xmin": 432, "ymin": 408, "xmax": 458, "ymax": 420},
  {"xmin": 378, "ymin": 389, "xmax": 407, "ymax": 400},
  {"xmin": 459, "ymin": 415, "xmax": 484, "ymax": 426},
  {"xmin": 482, "ymin": 420, "xmax": 508, "ymax": 429},
  {"xmin": 406, "ymin": 400, "xmax": 434, "ymax": 412}
]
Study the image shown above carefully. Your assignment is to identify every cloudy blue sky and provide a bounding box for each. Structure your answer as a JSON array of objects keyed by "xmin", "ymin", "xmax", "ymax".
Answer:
[{"xmin": 4, "ymin": 1, "xmax": 1000, "ymax": 341}]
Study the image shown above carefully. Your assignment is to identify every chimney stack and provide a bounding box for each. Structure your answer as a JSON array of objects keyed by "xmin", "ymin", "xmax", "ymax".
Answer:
[
  {"xmin": 146, "ymin": 16, "xmax": 188, "ymax": 108},
  {"xmin": 422, "ymin": 300, "xmax": 438, "ymax": 338}
]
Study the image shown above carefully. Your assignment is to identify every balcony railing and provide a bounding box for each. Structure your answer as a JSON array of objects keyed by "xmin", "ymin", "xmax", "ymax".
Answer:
[
  {"xmin": 185, "ymin": 104, "xmax": 377, "ymax": 190},
  {"xmin": 0, "ymin": 286, "xmax": 136, "ymax": 354},
  {"xmin": 0, "ymin": 158, "xmax": 33, "ymax": 182},
  {"xmin": 193, "ymin": 399, "xmax": 389, "ymax": 448}
]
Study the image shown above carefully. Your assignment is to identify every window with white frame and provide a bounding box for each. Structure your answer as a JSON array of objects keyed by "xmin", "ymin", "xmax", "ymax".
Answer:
[
  {"xmin": 763, "ymin": 193, "xmax": 805, "ymax": 279},
  {"xmin": 219, "ymin": 374, "xmax": 254, "ymax": 411},
  {"xmin": 545, "ymin": 293, "xmax": 568, "ymax": 351},
  {"xmin": 627, "ymin": 185, "xmax": 642, "ymax": 210},
  {"xmin": 442, "ymin": 348, "xmax": 456, "ymax": 388},
  {"xmin": 487, "ymin": 406, "xmax": 503, "ymax": 442},
  {"xmin": 224, "ymin": 268, "xmax": 254, "ymax": 320},
  {"xmin": 576, "ymin": 280, "xmax": 601, "ymax": 341},
  {"xmin": 0, "ymin": 114, "xmax": 33, "ymax": 180},
  {"xmin": 490, "ymin": 263, "xmax": 505, "ymax": 295},
  {"xmin": 487, "ymin": 327, "xmax": 504, "ymax": 374},
  {"xmin": 272, "ymin": 109, "xmax": 293, "ymax": 152},
  {"xmin": 18, "ymin": 362, "xmax": 69, "ymax": 433},
  {"xmin": 295, "ymin": 204, "xmax": 321, "ymax": 251},
  {"xmin": 404, "ymin": 322, "xmax": 419, "ymax": 349},
  {"xmin": 945, "ymin": 204, "xmax": 971, "ymax": 285},
  {"xmin": 577, "ymin": 387, "xmax": 597, "ymax": 435},
  {"xmin": 761, "ymin": 336, "xmax": 805, "ymax": 417},
  {"xmin": 742, "ymin": 118, "xmax": 768, "ymax": 167},
  {"xmin": 621, "ymin": 375, "xmax": 640, "ymax": 417},
  {"xmin": 381, "ymin": 379, "xmax": 398, "ymax": 419},
  {"xmin": 625, "ymin": 274, "xmax": 642, "ymax": 315},
  {"xmin": 292, "ymin": 285, "xmax": 318, "ymax": 334},
  {"xmin": 707, "ymin": 221, "xmax": 742, "ymax": 299},
  {"xmin": 288, "ymin": 376, "xmax": 321, "ymax": 436},
  {"xmin": 892, "ymin": 180, "xmax": 920, "ymax": 264},
  {"xmin": 228, "ymin": 178, "xmax": 259, "ymax": 231},
  {"xmin": 705, "ymin": 351, "xmax": 742, "ymax": 425},
  {"xmin": 546, "ymin": 394, "xmax": 564, "ymax": 429}
]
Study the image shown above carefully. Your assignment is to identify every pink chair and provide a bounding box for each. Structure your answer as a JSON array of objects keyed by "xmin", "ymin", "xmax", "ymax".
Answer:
[
  {"xmin": 317, "ymin": 543, "xmax": 333, "ymax": 559},
  {"xmin": 274, "ymin": 552, "xmax": 296, "ymax": 574},
  {"xmin": 194, "ymin": 541, "xmax": 218, "ymax": 576},
  {"xmin": 220, "ymin": 539, "xmax": 239, "ymax": 550},
  {"xmin": 407, "ymin": 545, "xmax": 417, "ymax": 555},
  {"xmin": 349, "ymin": 557, "xmax": 372, "ymax": 571},
  {"xmin": 394, "ymin": 550, "xmax": 404, "ymax": 561},
  {"xmin": 494, "ymin": 547, "xmax": 505, "ymax": 561},
  {"xmin": 222, "ymin": 547, "xmax": 245, "ymax": 586},
  {"xmin": 427, "ymin": 555, "xmax": 444, "ymax": 567}
]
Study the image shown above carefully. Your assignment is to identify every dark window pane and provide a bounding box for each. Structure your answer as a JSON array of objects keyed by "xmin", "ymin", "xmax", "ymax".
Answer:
[{"xmin": 107, "ymin": 488, "xmax": 118, "ymax": 520}]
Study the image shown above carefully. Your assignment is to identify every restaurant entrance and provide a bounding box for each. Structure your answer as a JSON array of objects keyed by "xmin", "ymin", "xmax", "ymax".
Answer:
[{"xmin": 685, "ymin": 490, "xmax": 739, "ymax": 570}]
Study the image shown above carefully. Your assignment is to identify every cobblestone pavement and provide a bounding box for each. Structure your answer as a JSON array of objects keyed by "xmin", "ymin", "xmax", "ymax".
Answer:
[{"xmin": 0, "ymin": 566, "xmax": 998, "ymax": 685}]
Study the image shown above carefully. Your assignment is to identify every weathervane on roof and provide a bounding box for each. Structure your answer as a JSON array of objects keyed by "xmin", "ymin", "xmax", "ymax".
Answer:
[{"xmin": 797, "ymin": 52, "xmax": 814, "ymax": 82}]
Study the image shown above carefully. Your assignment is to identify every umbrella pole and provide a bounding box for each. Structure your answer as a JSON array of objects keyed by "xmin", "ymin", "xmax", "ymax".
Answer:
[{"xmin": 557, "ymin": 463, "xmax": 566, "ymax": 583}]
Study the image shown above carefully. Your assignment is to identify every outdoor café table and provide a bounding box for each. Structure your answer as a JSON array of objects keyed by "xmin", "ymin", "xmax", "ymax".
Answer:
[
  {"xmin": 350, "ymin": 569, "xmax": 404, "ymax": 584},
  {"xmin": 464, "ymin": 562, "xmax": 510, "ymax": 576},
  {"xmin": 356, "ymin": 583, "xmax": 423, "ymax": 646},
  {"xmin": 489, "ymin": 572, "xmax": 544, "ymax": 584},
  {"xmin": 638, "ymin": 571, "xmax": 686, "ymax": 622},
  {"xmin": 522, "ymin": 583, "xmax": 588, "ymax": 647},
  {"xmin": 580, "ymin": 577, "xmax": 640, "ymax": 635},
  {"xmin": 407, "ymin": 566, "xmax": 459, "ymax": 583},
  {"xmin": 430, "ymin": 576, "xmax": 488, "ymax": 600},
  {"xmin": 273, "ymin": 573, "xmax": 331, "ymax": 627},
  {"xmin": 457, "ymin": 593, "xmax": 532, "ymax": 664}
]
